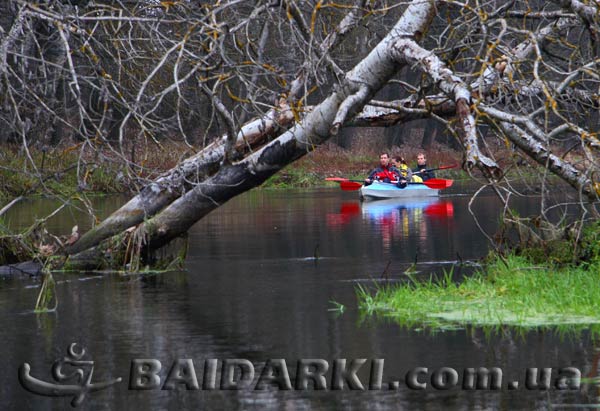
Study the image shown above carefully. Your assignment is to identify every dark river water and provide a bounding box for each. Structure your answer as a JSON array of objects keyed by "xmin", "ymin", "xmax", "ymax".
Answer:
[{"xmin": 1, "ymin": 186, "xmax": 598, "ymax": 410}]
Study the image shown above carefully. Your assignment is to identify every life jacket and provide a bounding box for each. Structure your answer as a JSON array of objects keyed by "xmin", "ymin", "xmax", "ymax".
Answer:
[
  {"xmin": 398, "ymin": 164, "xmax": 410, "ymax": 178},
  {"xmin": 413, "ymin": 164, "xmax": 434, "ymax": 181},
  {"xmin": 373, "ymin": 166, "xmax": 398, "ymax": 182}
]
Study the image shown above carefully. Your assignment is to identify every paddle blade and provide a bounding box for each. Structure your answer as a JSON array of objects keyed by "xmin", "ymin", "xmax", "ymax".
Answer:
[
  {"xmin": 422, "ymin": 178, "xmax": 454, "ymax": 189},
  {"xmin": 340, "ymin": 181, "xmax": 363, "ymax": 191}
]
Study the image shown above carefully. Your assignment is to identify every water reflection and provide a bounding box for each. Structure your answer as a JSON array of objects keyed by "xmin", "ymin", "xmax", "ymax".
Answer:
[
  {"xmin": 361, "ymin": 198, "xmax": 453, "ymax": 219},
  {"xmin": 327, "ymin": 199, "xmax": 454, "ymax": 226},
  {"xmin": 327, "ymin": 198, "xmax": 454, "ymax": 252},
  {"xmin": 325, "ymin": 202, "xmax": 361, "ymax": 227},
  {"xmin": 362, "ymin": 199, "xmax": 454, "ymax": 252}
]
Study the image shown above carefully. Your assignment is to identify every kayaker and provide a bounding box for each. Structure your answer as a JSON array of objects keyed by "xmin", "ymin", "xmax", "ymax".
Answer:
[
  {"xmin": 392, "ymin": 156, "xmax": 413, "ymax": 182},
  {"xmin": 365, "ymin": 152, "xmax": 407, "ymax": 188},
  {"xmin": 412, "ymin": 152, "xmax": 435, "ymax": 181}
]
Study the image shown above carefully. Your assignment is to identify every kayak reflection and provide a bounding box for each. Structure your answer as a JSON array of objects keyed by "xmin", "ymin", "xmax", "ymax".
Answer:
[
  {"xmin": 326, "ymin": 198, "xmax": 454, "ymax": 229},
  {"xmin": 361, "ymin": 198, "xmax": 455, "ymax": 251},
  {"xmin": 361, "ymin": 197, "xmax": 454, "ymax": 220}
]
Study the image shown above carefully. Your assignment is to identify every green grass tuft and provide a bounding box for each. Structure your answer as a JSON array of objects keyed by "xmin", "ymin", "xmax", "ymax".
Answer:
[{"xmin": 357, "ymin": 254, "xmax": 600, "ymax": 334}]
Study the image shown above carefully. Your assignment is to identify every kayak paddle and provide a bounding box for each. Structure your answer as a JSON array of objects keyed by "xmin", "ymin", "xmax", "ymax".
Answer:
[
  {"xmin": 325, "ymin": 177, "xmax": 363, "ymax": 183},
  {"xmin": 336, "ymin": 178, "xmax": 453, "ymax": 191},
  {"xmin": 412, "ymin": 164, "xmax": 458, "ymax": 175},
  {"xmin": 417, "ymin": 178, "xmax": 454, "ymax": 189},
  {"xmin": 339, "ymin": 181, "xmax": 364, "ymax": 191}
]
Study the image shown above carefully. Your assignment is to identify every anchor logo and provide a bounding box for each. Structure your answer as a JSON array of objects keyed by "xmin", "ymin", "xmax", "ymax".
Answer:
[{"xmin": 18, "ymin": 343, "xmax": 122, "ymax": 407}]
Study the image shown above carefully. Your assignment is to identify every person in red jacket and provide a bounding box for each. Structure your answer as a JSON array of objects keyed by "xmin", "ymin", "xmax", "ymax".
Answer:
[{"xmin": 364, "ymin": 152, "xmax": 407, "ymax": 187}]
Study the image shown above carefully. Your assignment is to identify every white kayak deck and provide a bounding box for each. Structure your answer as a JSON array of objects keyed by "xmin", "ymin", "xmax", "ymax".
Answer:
[{"xmin": 359, "ymin": 181, "xmax": 439, "ymax": 201}]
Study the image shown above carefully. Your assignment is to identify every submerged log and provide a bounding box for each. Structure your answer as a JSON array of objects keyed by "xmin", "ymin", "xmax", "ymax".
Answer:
[{"xmin": 0, "ymin": 261, "xmax": 43, "ymax": 277}]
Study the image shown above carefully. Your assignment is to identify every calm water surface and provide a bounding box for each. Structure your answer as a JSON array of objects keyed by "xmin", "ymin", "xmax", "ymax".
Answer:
[{"xmin": 1, "ymin": 186, "xmax": 598, "ymax": 410}]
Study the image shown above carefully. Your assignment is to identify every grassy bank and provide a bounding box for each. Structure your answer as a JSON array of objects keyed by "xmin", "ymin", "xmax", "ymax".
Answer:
[
  {"xmin": 1, "ymin": 141, "xmax": 463, "ymax": 196},
  {"xmin": 357, "ymin": 253, "xmax": 600, "ymax": 333},
  {"xmin": 0, "ymin": 141, "xmax": 191, "ymax": 199}
]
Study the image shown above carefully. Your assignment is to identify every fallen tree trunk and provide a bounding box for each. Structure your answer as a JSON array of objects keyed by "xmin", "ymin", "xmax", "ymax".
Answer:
[{"xmin": 67, "ymin": 103, "xmax": 295, "ymax": 255}]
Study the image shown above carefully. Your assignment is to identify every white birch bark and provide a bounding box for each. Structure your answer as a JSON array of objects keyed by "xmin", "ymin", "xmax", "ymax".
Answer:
[{"xmin": 390, "ymin": 38, "xmax": 501, "ymax": 174}]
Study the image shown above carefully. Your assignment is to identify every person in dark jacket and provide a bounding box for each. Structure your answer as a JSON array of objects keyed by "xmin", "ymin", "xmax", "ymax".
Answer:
[
  {"xmin": 412, "ymin": 152, "xmax": 435, "ymax": 181},
  {"xmin": 365, "ymin": 152, "xmax": 407, "ymax": 188}
]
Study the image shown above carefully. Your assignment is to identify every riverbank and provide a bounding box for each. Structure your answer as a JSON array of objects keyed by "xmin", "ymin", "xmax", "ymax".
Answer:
[
  {"xmin": 0, "ymin": 141, "xmax": 465, "ymax": 198},
  {"xmin": 3, "ymin": 139, "xmax": 565, "ymax": 198}
]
